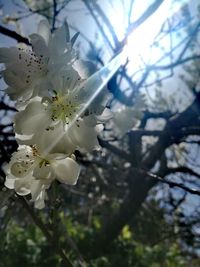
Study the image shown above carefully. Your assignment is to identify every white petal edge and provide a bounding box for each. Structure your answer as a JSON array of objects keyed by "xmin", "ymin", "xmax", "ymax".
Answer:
[
  {"xmin": 52, "ymin": 157, "xmax": 80, "ymax": 185},
  {"xmin": 37, "ymin": 20, "xmax": 50, "ymax": 45}
]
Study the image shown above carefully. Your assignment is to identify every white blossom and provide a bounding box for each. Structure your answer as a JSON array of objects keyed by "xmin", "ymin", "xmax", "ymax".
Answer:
[
  {"xmin": 5, "ymin": 145, "xmax": 80, "ymax": 209},
  {"xmin": 14, "ymin": 67, "xmax": 104, "ymax": 153},
  {"xmin": 112, "ymin": 95, "xmax": 146, "ymax": 136},
  {"xmin": 1, "ymin": 19, "xmax": 112, "ymax": 209},
  {"xmin": 0, "ymin": 20, "xmax": 75, "ymax": 102}
]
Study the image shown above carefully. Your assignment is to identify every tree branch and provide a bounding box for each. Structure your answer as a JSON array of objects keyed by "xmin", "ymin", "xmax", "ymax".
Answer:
[
  {"xmin": 0, "ymin": 25, "xmax": 30, "ymax": 45},
  {"xmin": 18, "ymin": 196, "xmax": 75, "ymax": 267},
  {"xmin": 82, "ymin": 0, "xmax": 114, "ymax": 52},
  {"xmin": 98, "ymin": 138, "xmax": 130, "ymax": 161},
  {"xmin": 163, "ymin": 166, "xmax": 200, "ymax": 180},
  {"xmin": 121, "ymin": 0, "xmax": 165, "ymax": 47},
  {"xmin": 91, "ymin": 92, "xmax": 200, "ymax": 255},
  {"xmin": 139, "ymin": 168, "xmax": 200, "ymax": 196}
]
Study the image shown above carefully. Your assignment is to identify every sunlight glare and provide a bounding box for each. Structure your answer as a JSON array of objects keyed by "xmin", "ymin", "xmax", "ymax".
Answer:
[
  {"xmin": 44, "ymin": 0, "xmax": 189, "ymax": 155},
  {"xmin": 114, "ymin": 0, "xmax": 189, "ymax": 64}
]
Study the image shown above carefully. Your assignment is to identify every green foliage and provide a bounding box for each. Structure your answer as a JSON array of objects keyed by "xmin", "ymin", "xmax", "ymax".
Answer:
[
  {"xmin": 0, "ymin": 210, "xmax": 195, "ymax": 267},
  {"xmin": 0, "ymin": 221, "xmax": 59, "ymax": 267},
  {"xmin": 88, "ymin": 235, "xmax": 188, "ymax": 267}
]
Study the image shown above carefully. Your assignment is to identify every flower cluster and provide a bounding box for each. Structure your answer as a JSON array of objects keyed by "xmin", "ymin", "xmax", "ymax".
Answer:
[{"xmin": 1, "ymin": 20, "xmax": 107, "ymax": 209}]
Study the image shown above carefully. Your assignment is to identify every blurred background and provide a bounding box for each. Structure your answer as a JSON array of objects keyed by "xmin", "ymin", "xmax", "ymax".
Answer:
[{"xmin": 0, "ymin": 0, "xmax": 200, "ymax": 266}]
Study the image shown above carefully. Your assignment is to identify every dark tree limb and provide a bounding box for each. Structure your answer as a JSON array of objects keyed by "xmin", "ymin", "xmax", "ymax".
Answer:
[
  {"xmin": 98, "ymin": 138, "xmax": 130, "ymax": 161},
  {"xmin": 142, "ymin": 169, "xmax": 200, "ymax": 196},
  {"xmin": 163, "ymin": 166, "xmax": 200, "ymax": 180},
  {"xmin": 0, "ymin": 25, "xmax": 30, "ymax": 45},
  {"xmin": 90, "ymin": 92, "xmax": 200, "ymax": 257}
]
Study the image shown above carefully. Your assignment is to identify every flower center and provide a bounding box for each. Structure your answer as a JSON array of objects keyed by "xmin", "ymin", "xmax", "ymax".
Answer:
[
  {"xmin": 50, "ymin": 94, "xmax": 80, "ymax": 123},
  {"xmin": 38, "ymin": 158, "xmax": 50, "ymax": 168},
  {"xmin": 30, "ymin": 145, "xmax": 50, "ymax": 168}
]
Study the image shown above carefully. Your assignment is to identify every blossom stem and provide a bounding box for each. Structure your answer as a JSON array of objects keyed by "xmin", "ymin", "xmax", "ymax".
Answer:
[{"xmin": 17, "ymin": 195, "xmax": 75, "ymax": 267}]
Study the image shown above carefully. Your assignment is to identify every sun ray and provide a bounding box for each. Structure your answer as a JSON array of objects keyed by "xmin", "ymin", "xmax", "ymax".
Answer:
[{"xmin": 43, "ymin": 0, "xmax": 190, "ymax": 156}]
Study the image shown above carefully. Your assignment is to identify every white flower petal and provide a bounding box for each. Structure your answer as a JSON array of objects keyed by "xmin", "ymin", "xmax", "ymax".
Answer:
[
  {"xmin": 11, "ymin": 145, "xmax": 33, "ymax": 160},
  {"xmin": 96, "ymin": 108, "xmax": 113, "ymax": 122},
  {"xmin": 49, "ymin": 24, "xmax": 68, "ymax": 56},
  {"xmin": 113, "ymin": 106, "xmax": 143, "ymax": 136},
  {"xmin": 34, "ymin": 197, "xmax": 45, "ymax": 209},
  {"xmin": 3, "ymin": 66, "xmax": 36, "ymax": 100},
  {"xmin": 35, "ymin": 77, "xmax": 52, "ymax": 98},
  {"xmin": 15, "ymin": 133, "xmax": 34, "ymax": 146},
  {"xmin": 3, "ymin": 68, "xmax": 26, "ymax": 89},
  {"xmin": 33, "ymin": 164, "xmax": 53, "ymax": 181},
  {"xmin": 30, "ymin": 180, "xmax": 47, "ymax": 199},
  {"xmin": 29, "ymin": 33, "xmax": 49, "ymax": 58},
  {"xmin": 10, "ymin": 162, "xmax": 30, "ymax": 178},
  {"xmin": 5, "ymin": 162, "xmax": 19, "ymax": 189},
  {"xmin": 37, "ymin": 20, "xmax": 50, "ymax": 45},
  {"xmin": 30, "ymin": 180, "xmax": 48, "ymax": 209},
  {"xmin": 8, "ymin": 146, "xmax": 34, "ymax": 178},
  {"xmin": 4, "ymin": 178, "xmax": 15, "ymax": 189},
  {"xmin": 14, "ymin": 177, "xmax": 31, "ymax": 196},
  {"xmin": 5, "ymin": 86, "xmax": 23, "ymax": 101},
  {"xmin": 0, "ymin": 47, "xmax": 19, "ymax": 64},
  {"xmin": 68, "ymin": 119, "xmax": 100, "ymax": 152},
  {"xmin": 52, "ymin": 157, "xmax": 80, "ymax": 185},
  {"xmin": 73, "ymin": 60, "xmax": 97, "ymax": 78},
  {"xmin": 32, "ymin": 122, "xmax": 75, "ymax": 155},
  {"xmin": 14, "ymin": 101, "xmax": 50, "ymax": 135},
  {"xmin": 50, "ymin": 68, "xmax": 81, "ymax": 94}
]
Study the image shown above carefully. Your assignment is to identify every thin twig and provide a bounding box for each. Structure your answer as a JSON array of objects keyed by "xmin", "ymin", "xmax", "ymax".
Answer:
[
  {"xmin": 136, "ymin": 168, "xmax": 200, "ymax": 197},
  {"xmin": 82, "ymin": 0, "xmax": 114, "ymax": 52},
  {"xmin": 52, "ymin": 0, "xmax": 58, "ymax": 31},
  {"xmin": 18, "ymin": 195, "xmax": 75, "ymax": 267}
]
